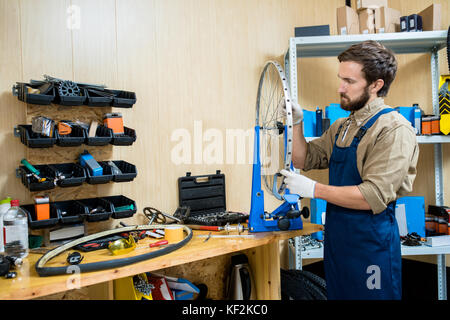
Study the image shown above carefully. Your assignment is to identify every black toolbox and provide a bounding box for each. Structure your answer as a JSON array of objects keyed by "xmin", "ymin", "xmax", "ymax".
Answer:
[
  {"xmin": 110, "ymin": 90, "xmax": 137, "ymax": 108},
  {"xmin": 76, "ymin": 197, "xmax": 113, "ymax": 222},
  {"xmin": 102, "ymin": 195, "xmax": 137, "ymax": 219},
  {"xmin": 47, "ymin": 162, "xmax": 87, "ymax": 188},
  {"xmin": 12, "ymin": 82, "xmax": 55, "ymax": 105},
  {"xmin": 177, "ymin": 170, "xmax": 248, "ymax": 226},
  {"xmin": 84, "ymin": 161, "xmax": 114, "ymax": 185},
  {"xmin": 109, "ymin": 160, "xmax": 137, "ymax": 182},
  {"xmin": 54, "ymin": 86, "xmax": 87, "ymax": 106},
  {"xmin": 56, "ymin": 125, "xmax": 86, "ymax": 147},
  {"xmin": 52, "ymin": 200, "xmax": 88, "ymax": 225},
  {"xmin": 85, "ymin": 88, "xmax": 114, "ymax": 107},
  {"xmin": 22, "ymin": 203, "xmax": 59, "ymax": 230},
  {"xmin": 18, "ymin": 164, "xmax": 55, "ymax": 192},
  {"xmin": 110, "ymin": 127, "xmax": 137, "ymax": 146},
  {"xmin": 17, "ymin": 124, "xmax": 57, "ymax": 148},
  {"xmin": 84, "ymin": 125, "xmax": 113, "ymax": 146}
]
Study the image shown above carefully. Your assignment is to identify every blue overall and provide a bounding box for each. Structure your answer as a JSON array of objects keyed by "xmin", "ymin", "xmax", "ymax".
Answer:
[{"xmin": 323, "ymin": 108, "xmax": 402, "ymax": 300}]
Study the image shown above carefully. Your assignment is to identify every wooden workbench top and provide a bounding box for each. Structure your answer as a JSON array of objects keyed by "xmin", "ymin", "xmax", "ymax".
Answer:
[{"xmin": 0, "ymin": 223, "xmax": 321, "ymax": 300}]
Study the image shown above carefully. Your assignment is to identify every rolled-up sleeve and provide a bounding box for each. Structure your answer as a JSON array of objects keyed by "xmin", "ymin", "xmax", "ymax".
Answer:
[{"xmin": 357, "ymin": 124, "xmax": 418, "ymax": 214}]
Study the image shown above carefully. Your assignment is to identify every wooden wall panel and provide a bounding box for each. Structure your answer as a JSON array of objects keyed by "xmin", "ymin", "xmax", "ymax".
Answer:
[{"xmin": 0, "ymin": 0, "xmax": 27, "ymax": 200}]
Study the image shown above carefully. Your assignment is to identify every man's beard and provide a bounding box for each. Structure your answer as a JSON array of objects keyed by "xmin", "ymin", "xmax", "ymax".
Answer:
[{"xmin": 340, "ymin": 86, "xmax": 370, "ymax": 112}]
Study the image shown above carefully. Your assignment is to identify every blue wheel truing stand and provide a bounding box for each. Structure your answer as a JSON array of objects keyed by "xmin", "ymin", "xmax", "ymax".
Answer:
[{"xmin": 248, "ymin": 124, "xmax": 303, "ymax": 233}]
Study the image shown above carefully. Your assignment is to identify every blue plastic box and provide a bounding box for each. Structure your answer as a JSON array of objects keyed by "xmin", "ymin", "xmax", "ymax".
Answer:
[
  {"xmin": 303, "ymin": 109, "xmax": 316, "ymax": 137},
  {"xmin": 396, "ymin": 196, "xmax": 425, "ymax": 237},
  {"xmin": 310, "ymin": 198, "xmax": 327, "ymax": 240},
  {"xmin": 395, "ymin": 106, "xmax": 415, "ymax": 128},
  {"xmin": 79, "ymin": 152, "xmax": 103, "ymax": 176},
  {"xmin": 325, "ymin": 103, "xmax": 350, "ymax": 126}
]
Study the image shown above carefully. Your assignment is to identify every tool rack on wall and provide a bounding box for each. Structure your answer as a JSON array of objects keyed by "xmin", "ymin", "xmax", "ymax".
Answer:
[
  {"xmin": 284, "ymin": 30, "xmax": 450, "ymax": 300},
  {"xmin": 12, "ymin": 77, "xmax": 139, "ymax": 238}
]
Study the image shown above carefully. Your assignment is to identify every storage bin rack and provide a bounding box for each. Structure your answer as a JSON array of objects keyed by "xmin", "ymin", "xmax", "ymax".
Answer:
[
  {"xmin": 14, "ymin": 124, "xmax": 136, "ymax": 147},
  {"xmin": 16, "ymin": 160, "xmax": 137, "ymax": 191},
  {"xmin": 12, "ymin": 81, "xmax": 137, "ymax": 108},
  {"xmin": 13, "ymin": 78, "xmax": 139, "ymax": 230},
  {"xmin": 284, "ymin": 30, "xmax": 449, "ymax": 300},
  {"xmin": 21, "ymin": 195, "xmax": 137, "ymax": 229}
]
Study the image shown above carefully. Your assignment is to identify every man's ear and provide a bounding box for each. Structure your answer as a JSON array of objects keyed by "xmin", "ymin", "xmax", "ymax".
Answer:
[{"xmin": 370, "ymin": 79, "xmax": 384, "ymax": 95}]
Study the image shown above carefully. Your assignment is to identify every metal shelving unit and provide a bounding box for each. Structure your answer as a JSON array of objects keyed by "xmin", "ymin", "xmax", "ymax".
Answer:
[{"xmin": 285, "ymin": 30, "xmax": 449, "ymax": 300}]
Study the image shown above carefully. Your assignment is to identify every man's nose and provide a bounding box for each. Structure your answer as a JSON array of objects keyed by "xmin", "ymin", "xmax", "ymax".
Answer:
[{"xmin": 338, "ymin": 82, "xmax": 346, "ymax": 94}]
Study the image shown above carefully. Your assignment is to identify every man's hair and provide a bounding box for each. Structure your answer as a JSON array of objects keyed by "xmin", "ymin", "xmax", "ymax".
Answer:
[{"xmin": 338, "ymin": 40, "xmax": 397, "ymax": 97}]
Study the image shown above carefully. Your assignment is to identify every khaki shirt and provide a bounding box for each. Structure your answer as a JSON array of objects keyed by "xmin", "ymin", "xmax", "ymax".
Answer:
[{"xmin": 304, "ymin": 97, "xmax": 419, "ymax": 214}]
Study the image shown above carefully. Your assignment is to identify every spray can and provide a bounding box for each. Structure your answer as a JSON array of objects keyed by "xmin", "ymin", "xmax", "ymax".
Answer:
[
  {"xmin": 315, "ymin": 107, "xmax": 323, "ymax": 137},
  {"xmin": 413, "ymin": 104, "xmax": 421, "ymax": 135}
]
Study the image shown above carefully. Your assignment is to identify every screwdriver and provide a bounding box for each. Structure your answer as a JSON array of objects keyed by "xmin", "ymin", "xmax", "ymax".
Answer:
[
  {"xmin": 20, "ymin": 158, "xmax": 46, "ymax": 182},
  {"xmin": 149, "ymin": 240, "xmax": 168, "ymax": 248},
  {"xmin": 135, "ymin": 240, "xmax": 169, "ymax": 251}
]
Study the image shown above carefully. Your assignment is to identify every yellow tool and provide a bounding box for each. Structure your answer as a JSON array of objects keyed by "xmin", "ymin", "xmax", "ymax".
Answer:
[{"xmin": 439, "ymin": 75, "xmax": 450, "ymax": 134}]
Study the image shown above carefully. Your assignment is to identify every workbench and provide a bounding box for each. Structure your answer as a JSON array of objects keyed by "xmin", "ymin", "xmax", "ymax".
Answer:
[{"xmin": 0, "ymin": 223, "xmax": 321, "ymax": 300}]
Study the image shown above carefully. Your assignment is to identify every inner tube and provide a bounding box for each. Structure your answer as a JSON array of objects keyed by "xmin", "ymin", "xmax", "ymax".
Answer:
[{"xmin": 35, "ymin": 224, "xmax": 193, "ymax": 277}]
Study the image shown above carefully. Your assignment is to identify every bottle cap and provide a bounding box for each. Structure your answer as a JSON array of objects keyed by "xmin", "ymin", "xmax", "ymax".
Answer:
[
  {"xmin": 0, "ymin": 197, "xmax": 11, "ymax": 205},
  {"xmin": 10, "ymin": 200, "xmax": 19, "ymax": 207}
]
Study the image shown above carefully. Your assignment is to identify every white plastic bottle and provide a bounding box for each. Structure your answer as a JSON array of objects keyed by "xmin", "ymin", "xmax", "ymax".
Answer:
[
  {"xmin": 0, "ymin": 197, "xmax": 12, "ymax": 253},
  {"xmin": 3, "ymin": 199, "xmax": 28, "ymax": 258}
]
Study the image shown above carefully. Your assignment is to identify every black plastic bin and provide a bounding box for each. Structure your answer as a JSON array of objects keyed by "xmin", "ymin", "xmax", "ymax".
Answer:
[
  {"xmin": 76, "ymin": 197, "xmax": 113, "ymax": 222},
  {"xmin": 21, "ymin": 203, "xmax": 59, "ymax": 230},
  {"xmin": 56, "ymin": 125, "xmax": 86, "ymax": 147},
  {"xmin": 109, "ymin": 160, "xmax": 137, "ymax": 182},
  {"xmin": 54, "ymin": 86, "xmax": 87, "ymax": 106},
  {"xmin": 110, "ymin": 90, "xmax": 136, "ymax": 108},
  {"xmin": 102, "ymin": 195, "xmax": 137, "ymax": 219},
  {"xmin": 17, "ymin": 124, "xmax": 57, "ymax": 148},
  {"xmin": 13, "ymin": 82, "xmax": 55, "ymax": 105},
  {"xmin": 52, "ymin": 200, "xmax": 88, "ymax": 225},
  {"xmin": 111, "ymin": 127, "xmax": 137, "ymax": 146},
  {"xmin": 47, "ymin": 162, "xmax": 86, "ymax": 187},
  {"xmin": 84, "ymin": 161, "xmax": 113, "ymax": 185},
  {"xmin": 85, "ymin": 88, "xmax": 114, "ymax": 107},
  {"xmin": 18, "ymin": 164, "xmax": 55, "ymax": 192},
  {"xmin": 84, "ymin": 125, "xmax": 113, "ymax": 146}
]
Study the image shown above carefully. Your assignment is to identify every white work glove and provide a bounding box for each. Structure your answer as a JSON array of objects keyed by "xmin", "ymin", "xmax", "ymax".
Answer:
[
  {"xmin": 280, "ymin": 169, "xmax": 316, "ymax": 199},
  {"xmin": 280, "ymin": 99, "xmax": 303, "ymax": 125}
]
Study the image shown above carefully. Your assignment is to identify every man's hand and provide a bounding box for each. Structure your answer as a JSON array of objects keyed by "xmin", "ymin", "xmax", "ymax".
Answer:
[
  {"xmin": 280, "ymin": 99, "xmax": 303, "ymax": 125},
  {"xmin": 280, "ymin": 169, "xmax": 316, "ymax": 198}
]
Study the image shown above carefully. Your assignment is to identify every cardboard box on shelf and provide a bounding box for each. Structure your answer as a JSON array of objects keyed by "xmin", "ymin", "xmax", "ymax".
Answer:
[
  {"xmin": 355, "ymin": 0, "xmax": 388, "ymax": 11},
  {"xmin": 337, "ymin": 6, "xmax": 360, "ymax": 35},
  {"xmin": 418, "ymin": 4, "xmax": 441, "ymax": 31},
  {"xmin": 375, "ymin": 6, "xmax": 401, "ymax": 33},
  {"xmin": 359, "ymin": 8, "xmax": 376, "ymax": 34}
]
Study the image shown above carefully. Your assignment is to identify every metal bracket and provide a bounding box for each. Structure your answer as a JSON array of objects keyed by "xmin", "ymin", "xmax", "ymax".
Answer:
[
  {"xmin": 13, "ymin": 126, "xmax": 20, "ymax": 137},
  {"xmin": 11, "ymin": 85, "xmax": 19, "ymax": 97}
]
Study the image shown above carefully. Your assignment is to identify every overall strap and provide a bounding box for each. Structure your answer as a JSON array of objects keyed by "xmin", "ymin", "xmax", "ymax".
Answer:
[{"xmin": 352, "ymin": 108, "xmax": 395, "ymax": 145}]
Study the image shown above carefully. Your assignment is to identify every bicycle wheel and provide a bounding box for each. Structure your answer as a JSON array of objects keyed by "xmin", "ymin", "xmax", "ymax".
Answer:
[{"xmin": 256, "ymin": 61, "xmax": 294, "ymax": 199}]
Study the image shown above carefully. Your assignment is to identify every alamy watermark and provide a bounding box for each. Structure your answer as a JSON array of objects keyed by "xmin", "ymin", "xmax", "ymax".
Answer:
[
  {"xmin": 170, "ymin": 120, "xmax": 281, "ymax": 174},
  {"xmin": 366, "ymin": 265, "xmax": 381, "ymax": 290},
  {"xmin": 66, "ymin": 265, "xmax": 81, "ymax": 290},
  {"xmin": 67, "ymin": 5, "xmax": 81, "ymax": 30}
]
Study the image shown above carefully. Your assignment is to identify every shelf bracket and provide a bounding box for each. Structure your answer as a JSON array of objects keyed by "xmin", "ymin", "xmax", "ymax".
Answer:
[{"xmin": 13, "ymin": 126, "xmax": 20, "ymax": 137}]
